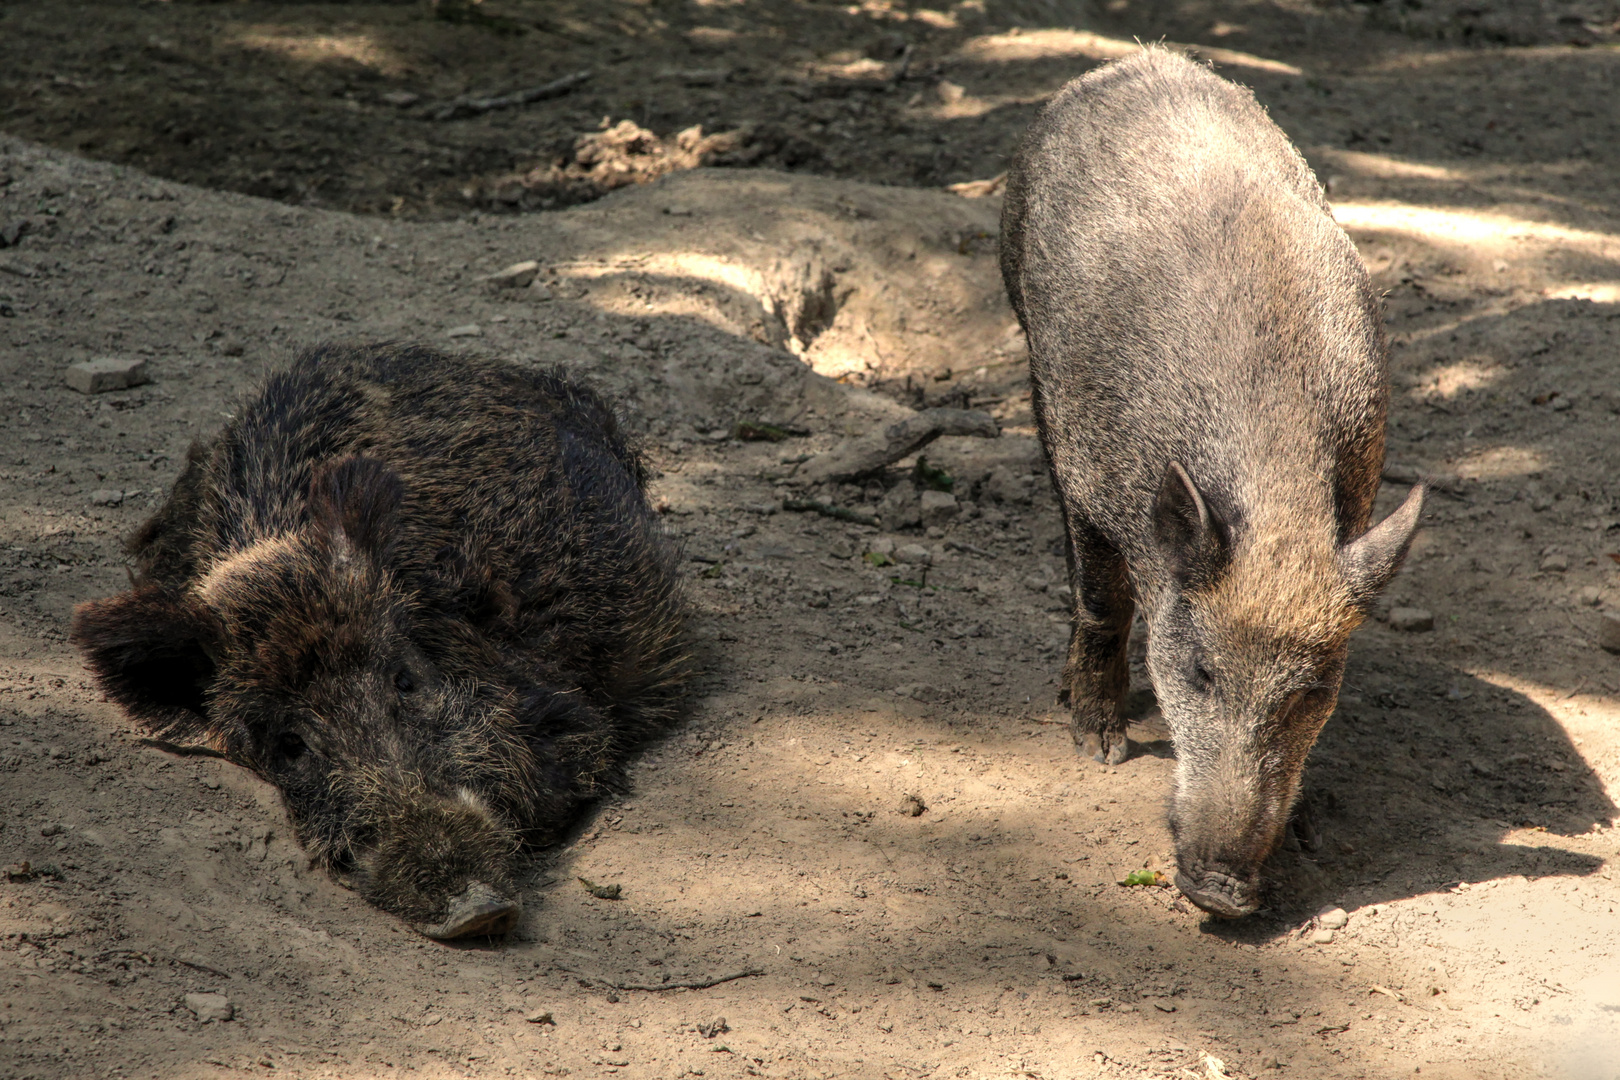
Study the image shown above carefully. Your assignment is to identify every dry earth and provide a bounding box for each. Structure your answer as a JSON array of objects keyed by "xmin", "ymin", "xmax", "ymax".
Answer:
[{"xmin": 3, "ymin": 4, "xmax": 1620, "ymax": 1080}]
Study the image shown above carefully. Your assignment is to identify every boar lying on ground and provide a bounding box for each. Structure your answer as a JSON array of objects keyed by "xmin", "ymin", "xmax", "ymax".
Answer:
[
  {"xmin": 1000, "ymin": 49, "xmax": 1424, "ymax": 918},
  {"xmin": 72, "ymin": 344, "xmax": 688, "ymax": 939}
]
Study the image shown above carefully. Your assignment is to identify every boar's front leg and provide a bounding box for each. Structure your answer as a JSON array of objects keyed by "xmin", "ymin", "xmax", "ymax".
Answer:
[{"xmin": 1059, "ymin": 517, "xmax": 1134, "ymax": 765}]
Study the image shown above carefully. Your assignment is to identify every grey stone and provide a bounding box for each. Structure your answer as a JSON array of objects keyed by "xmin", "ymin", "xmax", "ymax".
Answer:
[
  {"xmin": 481, "ymin": 260, "xmax": 539, "ymax": 288},
  {"xmin": 88, "ymin": 489, "xmax": 124, "ymax": 507},
  {"xmin": 1539, "ymin": 553, "xmax": 1569, "ymax": 572},
  {"xmin": 868, "ymin": 537, "xmax": 896, "ymax": 558},
  {"xmin": 1599, "ymin": 613, "xmax": 1620, "ymax": 654},
  {"xmin": 1310, "ymin": 929, "xmax": 1335, "ymax": 945},
  {"xmin": 381, "ymin": 90, "xmax": 420, "ymax": 107},
  {"xmin": 1578, "ymin": 585, "xmax": 1602, "ymax": 607},
  {"xmin": 65, "ymin": 357, "xmax": 149, "ymax": 394},
  {"xmin": 1388, "ymin": 607, "xmax": 1434, "ymax": 632},
  {"xmin": 878, "ymin": 484, "xmax": 921, "ymax": 528},
  {"xmin": 184, "ymin": 992, "xmax": 233, "ymax": 1023},
  {"xmin": 918, "ymin": 489, "xmax": 958, "ymax": 527},
  {"xmin": 894, "ymin": 544, "xmax": 931, "ymax": 565}
]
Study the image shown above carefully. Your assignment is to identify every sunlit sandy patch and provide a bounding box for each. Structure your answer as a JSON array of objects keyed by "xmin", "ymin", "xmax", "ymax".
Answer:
[
  {"xmin": 1449, "ymin": 445, "xmax": 1548, "ymax": 480},
  {"xmin": 1408, "ymin": 357, "xmax": 1502, "ymax": 400},
  {"xmin": 1332, "ymin": 202, "xmax": 1620, "ymax": 261},
  {"xmin": 1545, "ymin": 282, "xmax": 1620, "ymax": 303},
  {"xmin": 233, "ymin": 29, "xmax": 404, "ymax": 76},
  {"xmin": 957, "ymin": 29, "xmax": 1302, "ymax": 75},
  {"xmin": 1315, "ymin": 148, "xmax": 1463, "ymax": 182}
]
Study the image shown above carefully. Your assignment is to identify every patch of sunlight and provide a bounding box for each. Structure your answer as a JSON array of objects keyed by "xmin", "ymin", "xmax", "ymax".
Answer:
[
  {"xmin": 555, "ymin": 252, "xmax": 760, "ymax": 297},
  {"xmin": 233, "ymin": 28, "xmax": 405, "ymax": 76},
  {"xmin": 1315, "ymin": 148, "xmax": 1463, "ymax": 182},
  {"xmin": 1449, "ymin": 445, "xmax": 1548, "ymax": 480},
  {"xmin": 957, "ymin": 29, "xmax": 1302, "ymax": 76},
  {"xmin": 1409, "ymin": 357, "xmax": 1502, "ymax": 400},
  {"xmin": 1332, "ymin": 202, "xmax": 1620, "ymax": 260},
  {"xmin": 1545, "ymin": 282, "xmax": 1620, "ymax": 303}
]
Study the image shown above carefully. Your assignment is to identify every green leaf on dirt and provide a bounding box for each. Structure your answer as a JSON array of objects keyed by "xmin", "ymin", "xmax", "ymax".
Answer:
[
  {"xmin": 863, "ymin": 551, "xmax": 894, "ymax": 567},
  {"xmin": 912, "ymin": 455, "xmax": 954, "ymax": 493},
  {"xmin": 1119, "ymin": 869, "xmax": 1170, "ymax": 887},
  {"xmin": 578, "ymin": 877, "xmax": 622, "ymax": 900}
]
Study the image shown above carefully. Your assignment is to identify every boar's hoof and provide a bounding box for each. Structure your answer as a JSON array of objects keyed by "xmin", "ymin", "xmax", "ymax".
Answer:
[
  {"xmin": 1173, "ymin": 870, "xmax": 1259, "ymax": 919},
  {"xmin": 419, "ymin": 881, "xmax": 521, "ymax": 940},
  {"xmin": 1078, "ymin": 730, "xmax": 1130, "ymax": 765}
]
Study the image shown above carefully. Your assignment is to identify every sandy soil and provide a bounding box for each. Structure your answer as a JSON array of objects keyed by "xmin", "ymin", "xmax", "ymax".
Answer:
[{"xmin": 3, "ymin": 3, "xmax": 1620, "ymax": 1080}]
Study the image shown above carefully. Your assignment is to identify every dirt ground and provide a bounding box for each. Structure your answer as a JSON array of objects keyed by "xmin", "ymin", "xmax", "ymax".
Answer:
[{"xmin": 3, "ymin": 2, "xmax": 1620, "ymax": 1079}]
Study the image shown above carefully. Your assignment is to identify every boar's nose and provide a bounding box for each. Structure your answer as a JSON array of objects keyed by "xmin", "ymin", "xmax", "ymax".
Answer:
[
  {"xmin": 1173, "ymin": 868, "xmax": 1259, "ymax": 919},
  {"xmin": 418, "ymin": 881, "xmax": 521, "ymax": 940}
]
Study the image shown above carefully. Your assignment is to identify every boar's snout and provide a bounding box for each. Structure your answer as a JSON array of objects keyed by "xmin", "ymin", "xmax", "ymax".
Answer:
[
  {"xmin": 349, "ymin": 783, "xmax": 523, "ymax": 940},
  {"xmin": 1173, "ymin": 864, "xmax": 1261, "ymax": 919}
]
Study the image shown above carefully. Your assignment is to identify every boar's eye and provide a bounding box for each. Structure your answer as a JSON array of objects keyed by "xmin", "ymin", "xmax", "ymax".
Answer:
[
  {"xmin": 276, "ymin": 731, "xmax": 308, "ymax": 762},
  {"xmin": 393, "ymin": 668, "xmax": 416, "ymax": 693}
]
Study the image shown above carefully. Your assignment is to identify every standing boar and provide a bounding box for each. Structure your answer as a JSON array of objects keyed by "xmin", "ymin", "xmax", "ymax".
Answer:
[
  {"xmin": 1000, "ymin": 49, "xmax": 1424, "ymax": 918},
  {"xmin": 71, "ymin": 343, "xmax": 687, "ymax": 938}
]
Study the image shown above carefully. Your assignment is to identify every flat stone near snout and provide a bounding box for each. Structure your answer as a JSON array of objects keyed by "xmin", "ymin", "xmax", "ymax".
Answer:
[
  {"xmin": 65, "ymin": 357, "xmax": 150, "ymax": 394},
  {"xmin": 419, "ymin": 880, "xmax": 522, "ymax": 940}
]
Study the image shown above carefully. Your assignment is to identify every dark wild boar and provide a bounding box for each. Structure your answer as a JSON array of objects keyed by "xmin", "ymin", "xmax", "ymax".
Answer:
[
  {"xmin": 1000, "ymin": 49, "xmax": 1424, "ymax": 918},
  {"xmin": 71, "ymin": 344, "xmax": 687, "ymax": 938}
]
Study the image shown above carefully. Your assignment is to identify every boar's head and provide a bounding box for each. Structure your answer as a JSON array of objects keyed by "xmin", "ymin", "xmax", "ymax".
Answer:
[
  {"xmin": 72, "ymin": 456, "xmax": 536, "ymax": 940},
  {"xmin": 1146, "ymin": 462, "xmax": 1423, "ymax": 918}
]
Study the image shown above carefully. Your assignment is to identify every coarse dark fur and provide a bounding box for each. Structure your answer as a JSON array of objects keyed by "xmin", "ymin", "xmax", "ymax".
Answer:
[
  {"xmin": 1000, "ymin": 49, "xmax": 1423, "ymax": 917},
  {"xmin": 71, "ymin": 343, "xmax": 688, "ymax": 933}
]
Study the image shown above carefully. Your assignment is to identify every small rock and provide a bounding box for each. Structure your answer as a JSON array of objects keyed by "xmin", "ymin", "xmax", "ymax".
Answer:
[
  {"xmin": 88, "ymin": 489, "xmax": 124, "ymax": 507},
  {"xmin": 1021, "ymin": 574, "xmax": 1050, "ymax": 593},
  {"xmin": 868, "ymin": 537, "xmax": 896, "ymax": 557},
  {"xmin": 1578, "ymin": 585, "xmax": 1602, "ymax": 607},
  {"xmin": 381, "ymin": 90, "xmax": 420, "ymax": 107},
  {"xmin": 0, "ymin": 219, "xmax": 27, "ymax": 248},
  {"xmin": 446, "ymin": 323, "xmax": 482, "ymax": 338},
  {"xmin": 1539, "ymin": 553, "xmax": 1569, "ymax": 572},
  {"xmin": 1388, "ymin": 607, "xmax": 1434, "ymax": 632},
  {"xmin": 936, "ymin": 79, "xmax": 966, "ymax": 104},
  {"xmin": 898, "ymin": 794, "xmax": 927, "ymax": 817},
  {"xmin": 1551, "ymin": 394, "xmax": 1574, "ymax": 412},
  {"xmin": 919, "ymin": 490, "xmax": 958, "ymax": 527},
  {"xmin": 65, "ymin": 357, "xmax": 149, "ymax": 394},
  {"xmin": 1316, "ymin": 906, "xmax": 1349, "ymax": 930},
  {"xmin": 525, "ymin": 1010, "xmax": 555, "ymax": 1025},
  {"xmin": 697, "ymin": 1016, "xmax": 728, "ymax": 1038},
  {"xmin": 1311, "ymin": 929, "xmax": 1335, "ymax": 945},
  {"xmin": 39, "ymin": 823, "xmax": 63, "ymax": 837},
  {"xmin": 1598, "ymin": 612, "xmax": 1620, "ymax": 654},
  {"xmin": 184, "ymin": 992, "xmax": 233, "ymax": 1023},
  {"xmin": 481, "ymin": 260, "xmax": 540, "ymax": 289},
  {"xmin": 878, "ymin": 485, "xmax": 921, "ymax": 528},
  {"xmin": 528, "ymin": 280, "xmax": 554, "ymax": 300},
  {"xmin": 894, "ymin": 544, "xmax": 931, "ymax": 565}
]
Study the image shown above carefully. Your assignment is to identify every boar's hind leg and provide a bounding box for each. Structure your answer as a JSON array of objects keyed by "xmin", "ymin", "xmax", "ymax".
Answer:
[{"xmin": 1059, "ymin": 519, "xmax": 1133, "ymax": 765}]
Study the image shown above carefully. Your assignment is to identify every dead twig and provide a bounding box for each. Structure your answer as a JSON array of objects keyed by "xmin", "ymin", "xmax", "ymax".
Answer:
[
  {"xmin": 609, "ymin": 968, "xmax": 766, "ymax": 992},
  {"xmin": 434, "ymin": 70, "xmax": 593, "ymax": 121},
  {"xmin": 798, "ymin": 408, "xmax": 1000, "ymax": 484},
  {"xmin": 135, "ymin": 737, "xmax": 231, "ymax": 761},
  {"xmin": 783, "ymin": 498, "xmax": 879, "ymax": 527},
  {"xmin": 944, "ymin": 539, "xmax": 996, "ymax": 559}
]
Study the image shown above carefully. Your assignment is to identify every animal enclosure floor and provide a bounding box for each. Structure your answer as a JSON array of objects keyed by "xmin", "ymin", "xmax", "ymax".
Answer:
[{"xmin": 3, "ymin": 4, "xmax": 1620, "ymax": 1079}]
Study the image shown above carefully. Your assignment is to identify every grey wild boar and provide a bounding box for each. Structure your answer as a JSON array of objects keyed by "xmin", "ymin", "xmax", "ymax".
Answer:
[
  {"xmin": 1000, "ymin": 49, "xmax": 1424, "ymax": 918},
  {"xmin": 71, "ymin": 344, "xmax": 688, "ymax": 938}
]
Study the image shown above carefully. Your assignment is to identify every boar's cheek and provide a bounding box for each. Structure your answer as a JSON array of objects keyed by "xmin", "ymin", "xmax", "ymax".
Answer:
[{"xmin": 71, "ymin": 585, "xmax": 220, "ymax": 739}]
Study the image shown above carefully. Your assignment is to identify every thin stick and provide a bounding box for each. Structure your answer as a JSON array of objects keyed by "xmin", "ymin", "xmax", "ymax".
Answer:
[
  {"xmin": 435, "ymin": 70, "xmax": 593, "ymax": 121},
  {"xmin": 609, "ymin": 968, "xmax": 765, "ymax": 992},
  {"xmin": 783, "ymin": 498, "xmax": 879, "ymax": 527}
]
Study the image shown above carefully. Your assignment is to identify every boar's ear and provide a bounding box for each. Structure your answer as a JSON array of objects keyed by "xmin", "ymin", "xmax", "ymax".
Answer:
[
  {"xmin": 309, "ymin": 456, "xmax": 404, "ymax": 558},
  {"xmin": 1153, "ymin": 460, "xmax": 1230, "ymax": 585},
  {"xmin": 70, "ymin": 586, "xmax": 219, "ymax": 738},
  {"xmin": 1340, "ymin": 482, "xmax": 1425, "ymax": 609}
]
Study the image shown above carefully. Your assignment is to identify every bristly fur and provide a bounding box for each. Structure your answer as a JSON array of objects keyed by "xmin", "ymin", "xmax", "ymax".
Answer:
[
  {"xmin": 71, "ymin": 342, "xmax": 690, "ymax": 929},
  {"xmin": 1001, "ymin": 49, "xmax": 1422, "ymax": 917}
]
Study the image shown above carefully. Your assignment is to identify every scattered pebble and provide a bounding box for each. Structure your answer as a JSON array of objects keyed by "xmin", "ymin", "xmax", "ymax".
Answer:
[
  {"xmin": 446, "ymin": 323, "xmax": 482, "ymax": 338},
  {"xmin": 1539, "ymin": 553, "xmax": 1569, "ymax": 572},
  {"xmin": 1317, "ymin": 906, "xmax": 1349, "ymax": 930},
  {"xmin": 381, "ymin": 90, "xmax": 420, "ymax": 108},
  {"xmin": 898, "ymin": 794, "xmax": 926, "ymax": 817},
  {"xmin": 65, "ymin": 357, "xmax": 149, "ymax": 394},
  {"xmin": 88, "ymin": 489, "xmax": 124, "ymax": 507},
  {"xmin": 1311, "ymin": 929, "xmax": 1335, "ymax": 945},
  {"xmin": 525, "ymin": 1010, "xmax": 555, "ymax": 1025},
  {"xmin": 1388, "ymin": 607, "xmax": 1434, "ymax": 632},
  {"xmin": 918, "ymin": 490, "xmax": 957, "ymax": 527},
  {"xmin": 697, "ymin": 1016, "xmax": 729, "ymax": 1038},
  {"xmin": 1577, "ymin": 585, "xmax": 1602, "ymax": 606},
  {"xmin": 39, "ymin": 823, "xmax": 63, "ymax": 837},
  {"xmin": 184, "ymin": 992, "xmax": 234, "ymax": 1023}
]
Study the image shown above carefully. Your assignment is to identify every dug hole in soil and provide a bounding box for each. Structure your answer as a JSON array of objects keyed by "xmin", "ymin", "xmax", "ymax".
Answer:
[{"xmin": 2, "ymin": 2, "xmax": 1620, "ymax": 1079}]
